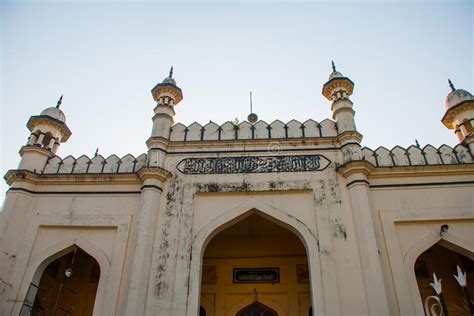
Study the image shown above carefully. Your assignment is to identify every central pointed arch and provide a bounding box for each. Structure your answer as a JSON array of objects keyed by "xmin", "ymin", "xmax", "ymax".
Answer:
[{"xmin": 186, "ymin": 200, "xmax": 330, "ymax": 316}]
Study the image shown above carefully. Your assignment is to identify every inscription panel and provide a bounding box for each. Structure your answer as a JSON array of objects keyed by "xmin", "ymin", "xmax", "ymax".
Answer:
[
  {"xmin": 177, "ymin": 154, "xmax": 330, "ymax": 174},
  {"xmin": 233, "ymin": 268, "xmax": 280, "ymax": 283}
]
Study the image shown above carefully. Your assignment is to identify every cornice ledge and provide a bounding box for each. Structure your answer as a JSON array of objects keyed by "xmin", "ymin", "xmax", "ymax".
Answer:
[
  {"xmin": 442, "ymin": 100, "xmax": 474, "ymax": 126},
  {"xmin": 336, "ymin": 131, "xmax": 363, "ymax": 144},
  {"xmin": 368, "ymin": 163, "xmax": 474, "ymax": 178},
  {"xmin": 5, "ymin": 169, "xmax": 144, "ymax": 186},
  {"xmin": 19, "ymin": 145, "xmax": 55, "ymax": 157},
  {"xmin": 336, "ymin": 160, "xmax": 374, "ymax": 178},
  {"xmin": 146, "ymin": 136, "xmax": 170, "ymax": 149},
  {"xmin": 4, "ymin": 169, "xmax": 38, "ymax": 186},
  {"xmin": 167, "ymin": 137, "xmax": 338, "ymax": 150},
  {"xmin": 137, "ymin": 167, "xmax": 172, "ymax": 182}
]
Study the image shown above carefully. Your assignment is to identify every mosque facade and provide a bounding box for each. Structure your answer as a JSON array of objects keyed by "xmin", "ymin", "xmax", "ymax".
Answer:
[{"xmin": 1, "ymin": 65, "xmax": 473, "ymax": 316}]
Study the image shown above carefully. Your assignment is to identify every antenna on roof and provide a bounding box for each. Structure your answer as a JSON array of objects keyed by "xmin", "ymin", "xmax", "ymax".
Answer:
[{"xmin": 247, "ymin": 91, "xmax": 258, "ymax": 124}]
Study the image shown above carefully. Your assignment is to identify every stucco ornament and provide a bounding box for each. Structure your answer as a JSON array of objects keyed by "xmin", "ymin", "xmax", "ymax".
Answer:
[
  {"xmin": 430, "ymin": 273, "xmax": 442, "ymax": 295},
  {"xmin": 424, "ymin": 296, "xmax": 444, "ymax": 316},
  {"xmin": 453, "ymin": 265, "xmax": 467, "ymax": 287}
]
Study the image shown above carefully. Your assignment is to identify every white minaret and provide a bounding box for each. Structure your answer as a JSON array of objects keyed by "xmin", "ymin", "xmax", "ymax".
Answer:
[
  {"xmin": 322, "ymin": 61, "xmax": 362, "ymax": 162},
  {"xmin": 146, "ymin": 67, "xmax": 183, "ymax": 167},
  {"xmin": 149, "ymin": 67, "xmax": 183, "ymax": 139},
  {"xmin": 19, "ymin": 96, "xmax": 71, "ymax": 172},
  {"xmin": 327, "ymin": 63, "xmax": 391, "ymax": 314},
  {"xmin": 124, "ymin": 68, "xmax": 180, "ymax": 314},
  {"xmin": 442, "ymin": 79, "xmax": 474, "ymax": 154}
]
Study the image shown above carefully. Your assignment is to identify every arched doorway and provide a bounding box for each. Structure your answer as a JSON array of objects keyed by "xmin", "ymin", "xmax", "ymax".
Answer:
[
  {"xmin": 415, "ymin": 242, "xmax": 473, "ymax": 315},
  {"xmin": 21, "ymin": 247, "xmax": 100, "ymax": 316},
  {"xmin": 200, "ymin": 212, "xmax": 312, "ymax": 315}
]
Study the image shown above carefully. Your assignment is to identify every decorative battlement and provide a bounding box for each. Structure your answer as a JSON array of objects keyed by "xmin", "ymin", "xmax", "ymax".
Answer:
[
  {"xmin": 361, "ymin": 144, "xmax": 473, "ymax": 167},
  {"xmin": 42, "ymin": 153, "xmax": 148, "ymax": 174},
  {"xmin": 37, "ymin": 143, "xmax": 473, "ymax": 176},
  {"xmin": 169, "ymin": 119, "xmax": 338, "ymax": 142}
]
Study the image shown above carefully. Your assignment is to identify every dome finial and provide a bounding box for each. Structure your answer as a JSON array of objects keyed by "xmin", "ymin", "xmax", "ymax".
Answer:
[
  {"xmin": 448, "ymin": 79, "xmax": 455, "ymax": 92},
  {"xmin": 56, "ymin": 95, "xmax": 63, "ymax": 109},
  {"xmin": 331, "ymin": 60, "xmax": 336, "ymax": 72},
  {"xmin": 169, "ymin": 66, "xmax": 174, "ymax": 78}
]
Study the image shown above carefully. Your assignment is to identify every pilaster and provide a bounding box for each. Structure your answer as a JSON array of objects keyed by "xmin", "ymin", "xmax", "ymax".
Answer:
[
  {"xmin": 123, "ymin": 168, "xmax": 170, "ymax": 315},
  {"xmin": 337, "ymin": 162, "xmax": 390, "ymax": 314}
]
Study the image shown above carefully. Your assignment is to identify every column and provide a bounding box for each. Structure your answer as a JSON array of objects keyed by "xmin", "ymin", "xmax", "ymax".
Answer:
[
  {"xmin": 47, "ymin": 137, "xmax": 56, "ymax": 150},
  {"xmin": 27, "ymin": 133, "xmax": 37, "ymax": 145},
  {"xmin": 52, "ymin": 140, "xmax": 60, "ymax": 154},
  {"xmin": 36, "ymin": 133, "xmax": 45, "ymax": 146}
]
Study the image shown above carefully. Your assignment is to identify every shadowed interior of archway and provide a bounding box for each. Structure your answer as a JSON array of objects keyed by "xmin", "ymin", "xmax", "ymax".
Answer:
[
  {"xmin": 200, "ymin": 213, "xmax": 312, "ymax": 316},
  {"xmin": 29, "ymin": 247, "xmax": 100, "ymax": 316},
  {"xmin": 415, "ymin": 242, "xmax": 473, "ymax": 316}
]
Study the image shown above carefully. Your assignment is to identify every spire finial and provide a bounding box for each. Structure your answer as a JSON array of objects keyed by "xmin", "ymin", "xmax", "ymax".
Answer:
[
  {"xmin": 250, "ymin": 91, "xmax": 253, "ymax": 113},
  {"xmin": 247, "ymin": 91, "xmax": 259, "ymax": 123},
  {"xmin": 169, "ymin": 66, "xmax": 174, "ymax": 78},
  {"xmin": 331, "ymin": 60, "xmax": 336, "ymax": 72},
  {"xmin": 56, "ymin": 95, "xmax": 63, "ymax": 108},
  {"xmin": 94, "ymin": 148, "xmax": 99, "ymax": 157},
  {"xmin": 448, "ymin": 79, "xmax": 455, "ymax": 92}
]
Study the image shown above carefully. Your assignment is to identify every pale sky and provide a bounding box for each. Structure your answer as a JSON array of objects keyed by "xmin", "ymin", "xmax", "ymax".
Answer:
[{"xmin": 1, "ymin": 0, "xmax": 473, "ymax": 201}]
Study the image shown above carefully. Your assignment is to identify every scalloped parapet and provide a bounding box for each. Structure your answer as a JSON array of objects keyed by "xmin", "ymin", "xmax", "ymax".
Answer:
[
  {"xmin": 361, "ymin": 144, "xmax": 473, "ymax": 167},
  {"xmin": 42, "ymin": 153, "xmax": 149, "ymax": 174},
  {"xmin": 168, "ymin": 119, "xmax": 338, "ymax": 142}
]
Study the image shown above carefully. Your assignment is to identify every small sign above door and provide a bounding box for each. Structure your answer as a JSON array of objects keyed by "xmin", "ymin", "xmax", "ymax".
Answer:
[{"xmin": 233, "ymin": 268, "xmax": 280, "ymax": 283}]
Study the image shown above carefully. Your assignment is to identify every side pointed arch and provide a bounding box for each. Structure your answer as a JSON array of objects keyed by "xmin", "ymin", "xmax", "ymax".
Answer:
[
  {"xmin": 17, "ymin": 236, "xmax": 111, "ymax": 316},
  {"xmin": 403, "ymin": 230, "xmax": 474, "ymax": 316}
]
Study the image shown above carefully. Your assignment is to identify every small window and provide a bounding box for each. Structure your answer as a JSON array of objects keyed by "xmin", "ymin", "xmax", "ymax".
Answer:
[{"xmin": 237, "ymin": 301, "xmax": 277, "ymax": 316}]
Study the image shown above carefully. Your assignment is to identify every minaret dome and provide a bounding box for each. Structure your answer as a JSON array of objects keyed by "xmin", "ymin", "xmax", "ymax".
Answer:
[
  {"xmin": 25, "ymin": 95, "xmax": 71, "ymax": 153},
  {"xmin": 442, "ymin": 79, "xmax": 474, "ymax": 150}
]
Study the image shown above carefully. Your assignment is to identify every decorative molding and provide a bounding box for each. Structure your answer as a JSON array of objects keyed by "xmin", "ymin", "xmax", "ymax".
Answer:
[
  {"xmin": 7, "ymin": 187, "xmax": 141, "ymax": 195},
  {"xmin": 26, "ymin": 115, "xmax": 72, "ymax": 142},
  {"xmin": 338, "ymin": 160, "xmax": 474, "ymax": 179},
  {"xmin": 137, "ymin": 167, "xmax": 172, "ymax": 182},
  {"xmin": 4, "ymin": 169, "xmax": 142, "ymax": 186},
  {"xmin": 442, "ymin": 100, "xmax": 474, "ymax": 128},
  {"xmin": 369, "ymin": 180, "xmax": 474, "ymax": 189},
  {"xmin": 140, "ymin": 184, "xmax": 163, "ymax": 192}
]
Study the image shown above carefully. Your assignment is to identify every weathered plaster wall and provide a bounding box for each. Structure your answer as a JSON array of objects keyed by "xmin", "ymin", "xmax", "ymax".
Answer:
[
  {"xmin": 140, "ymin": 148, "xmax": 375, "ymax": 316},
  {"xmin": 0, "ymin": 187, "xmax": 139, "ymax": 316},
  {"xmin": 370, "ymin": 182, "xmax": 474, "ymax": 316}
]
